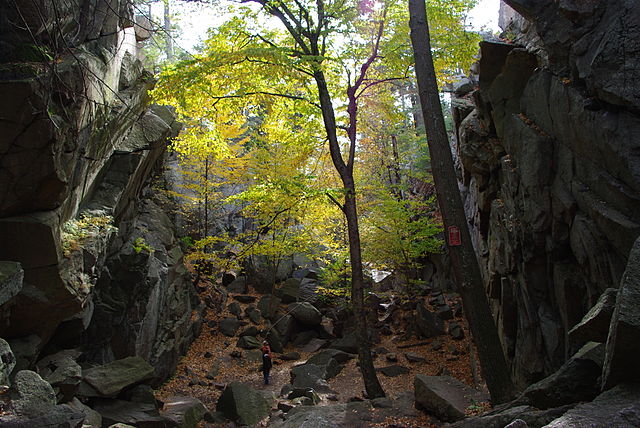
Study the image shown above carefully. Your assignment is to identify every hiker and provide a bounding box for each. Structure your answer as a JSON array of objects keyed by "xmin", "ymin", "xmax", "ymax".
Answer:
[{"xmin": 261, "ymin": 340, "xmax": 272, "ymax": 385}]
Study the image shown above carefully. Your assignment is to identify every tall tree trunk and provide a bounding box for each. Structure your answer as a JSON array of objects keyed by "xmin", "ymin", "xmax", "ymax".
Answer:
[
  {"xmin": 408, "ymin": 0, "xmax": 516, "ymax": 404},
  {"xmin": 343, "ymin": 179, "xmax": 384, "ymax": 399},
  {"xmin": 314, "ymin": 70, "xmax": 386, "ymax": 399},
  {"xmin": 204, "ymin": 156, "xmax": 209, "ymax": 241},
  {"xmin": 163, "ymin": 0, "xmax": 174, "ymax": 62},
  {"xmin": 389, "ymin": 135, "xmax": 403, "ymax": 199}
]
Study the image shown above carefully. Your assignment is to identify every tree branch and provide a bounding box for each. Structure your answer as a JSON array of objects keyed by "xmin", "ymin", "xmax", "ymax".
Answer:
[{"xmin": 326, "ymin": 191, "xmax": 346, "ymax": 214}]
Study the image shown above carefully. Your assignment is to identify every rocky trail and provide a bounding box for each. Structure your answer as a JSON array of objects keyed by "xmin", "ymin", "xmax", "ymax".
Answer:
[{"xmin": 155, "ymin": 273, "xmax": 486, "ymax": 427}]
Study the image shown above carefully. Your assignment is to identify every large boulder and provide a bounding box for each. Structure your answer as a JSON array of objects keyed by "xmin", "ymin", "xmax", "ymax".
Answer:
[
  {"xmin": 292, "ymin": 330, "xmax": 319, "ymax": 347},
  {"xmin": 299, "ymin": 278, "xmax": 320, "ymax": 303},
  {"xmin": 543, "ymin": 383, "xmax": 640, "ymax": 427},
  {"xmin": 290, "ymin": 364, "xmax": 333, "ymax": 392},
  {"xmin": 68, "ymin": 397, "xmax": 103, "ymax": 427},
  {"xmin": 9, "ymin": 335, "xmax": 42, "ymax": 373},
  {"xmin": 216, "ymin": 382, "xmax": 272, "ymax": 426},
  {"xmin": 568, "ymin": 288, "xmax": 617, "ymax": 344},
  {"xmin": 378, "ymin": 365, "xmax": 410, "ymax": 377},
  {"xmin": 329, "ymin": 332, "xmax": 359, "ymax": 354},
  {"xmin": 91, "ymin": 399, "xmax": 166, "ymax": 427},
  {"xmin": 300, "ymin": 338, "xmax": 327, "ymax": 353},
  {"xmin": 245, "ymin": 306, "xmax": 262, "ymax": 324},
  {"xmin": 39, "ymin": 353, "xmax": 82, "ymax": 402},
  {"xmin": 450, "ymin": 404, "xmax": 573, "ymax": 428},
  {"xmin": 603, "ymin": 237, "xmax": 640, "ymax": 388},
  {"xmin": 519, "ymin": 342, "xmax": 604, "ymax": 409},
  {"xmin": 414, "ymin": 375, "xmax": 484, "ymax": 422},
  {"xmin": 289, "ymin": 302, "xmax": 322, "ymax": 326},
  {"xmin": 82, "ymin": 357, "xmax": 154, "ymax": 397},
  {"xmin": 258, "ymin": 295, "xmax": 282, "ymax": 320},
  {"xmin": 0, "ymin": 338, "xmax": 15, "ymax": 386},
  {"xmin": 416, "ymin": 305, "xmax": 445, "ymax": 338},
  {"xmin": 10, "ymin": 370, "xmax": 57, "ymax": 417},
  {"xmin": 277, "ymin": 278, "xmax": 301, "ymax": 303},
  {"xmin": 160, "ymin": 396, "xmax": 208, "ymax": 428},
  {"xmin": 236, "ymin": 336, "xmax": 262, "ymax": 350},
  {"xmin": 0, "ymin": 261, "xmax": 23, "ymax": 306},
  {"xmin": 293, "ymin": 268, "xmax": 320, "ymax": 280},
  {"xmin": 0, "ymin": 404, "xmax": 84, "ymax": 428},
  {"xmin": 226, "ymin": 277, "xmax": 247, "ymax": 294},
  {"xmin": 307, "ymin": 349, "xmax": 355, "ymax": 366},
  {"xmin": 219, "ymin": 318, "xmax": 241, "ymax": 337}
]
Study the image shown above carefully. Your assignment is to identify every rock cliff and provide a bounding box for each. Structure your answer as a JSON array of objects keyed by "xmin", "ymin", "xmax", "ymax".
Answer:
[
  {"xmin": 0, "ymin": 0, "xmax": 202, "ymax": 381},
  {"xmin": 453, "ymin": 0, "xmax": 640, "ymax": 387}
]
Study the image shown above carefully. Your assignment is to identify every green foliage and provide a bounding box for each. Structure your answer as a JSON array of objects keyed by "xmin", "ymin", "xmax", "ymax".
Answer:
[
  {"xmin": 180, "ymin": 235, "xmax": 194, "ymax": 250},
  {"xmin": 152, "ymin": 0, "xmax": 477, "ymax": 280},
  {"xmin": 61, "ymin": 214, "xmax": 115, "ymax": 257},
  {"xmin": 133, "ymin": 237, "xmax": 154, "ymax": 254}
]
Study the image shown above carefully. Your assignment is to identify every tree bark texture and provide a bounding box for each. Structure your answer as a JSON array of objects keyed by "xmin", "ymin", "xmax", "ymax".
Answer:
[
  {"xmin": 314, "ymin": 71, "xmax": 386, "ymax": 399},
  {"xmin": 408, "ymin": 0, "xmax": 516, "ymax": 403}
]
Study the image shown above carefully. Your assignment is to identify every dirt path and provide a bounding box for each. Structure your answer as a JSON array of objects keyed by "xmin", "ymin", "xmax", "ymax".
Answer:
[{"xmin": 155, "ymin": 284, "xmax": 489, "ymax": 426}]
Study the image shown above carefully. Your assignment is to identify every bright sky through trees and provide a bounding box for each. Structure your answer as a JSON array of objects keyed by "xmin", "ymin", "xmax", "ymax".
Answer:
[{"xmin": 149, "ymin": 0, "xmax": 500, "ymax": 53}]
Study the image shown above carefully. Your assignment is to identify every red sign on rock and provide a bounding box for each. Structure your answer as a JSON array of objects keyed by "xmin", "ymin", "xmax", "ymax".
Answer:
[{"xmin": 448, "ymin": 226, "xmax": 461, "ymax": 246}]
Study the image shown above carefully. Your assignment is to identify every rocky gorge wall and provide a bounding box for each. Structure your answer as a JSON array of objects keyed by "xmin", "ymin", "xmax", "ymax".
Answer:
[
  {"xmin": 0, "ymin": 0, "xmax": 202, "ymax": 382},
  {"xmin": 453, "ymin": 0, "xmax": 640, "ymax": 387}
]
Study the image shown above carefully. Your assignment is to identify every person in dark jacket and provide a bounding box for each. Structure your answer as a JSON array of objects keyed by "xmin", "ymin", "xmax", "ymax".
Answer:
[{"xmin": 261, "ymin": 340, "xmax": 272, "ymax": 385}]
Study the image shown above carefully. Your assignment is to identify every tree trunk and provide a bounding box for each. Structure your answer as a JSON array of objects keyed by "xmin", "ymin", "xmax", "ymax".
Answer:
[
  {"xmin": 204, "ymin": 156, "xmax": 209, "ymax": 241},
  {"xmin": 408, "ymin": 0, "xmax": 516, "ymax": 404},
  {"xmin": 314, "ymin": 70, "xmax": 386, "ymax": 399},
  {"xmin": 343, "ymin": 179, "xmax": 386, "ymax": 399},
  {"xmin": 163, "ymin": 0, "xmax": 174, "ymax": 62}
]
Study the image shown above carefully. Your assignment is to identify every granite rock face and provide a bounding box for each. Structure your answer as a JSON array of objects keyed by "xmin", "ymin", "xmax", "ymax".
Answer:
[
  {"xmin": 602, "ymin": 237, "xmax": 640, "ymax": 388},
  {"xmin": 452, "ymin": 0, "xmax": 640, "ymax": 387},
  {"xmin": 0, "ymin": 0, "xmax": 202, "ymax": 386}
]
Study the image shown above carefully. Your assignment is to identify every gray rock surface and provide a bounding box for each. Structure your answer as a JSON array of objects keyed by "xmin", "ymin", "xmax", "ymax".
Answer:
[
  {"xmin": 226, "ymin": 277, "xmax": 248, "ymax": 294},
  {"xmin": 0, "ymin": 261, "xmax": 23, "ymax": 306},
  {"xmin": 568, "ymin": 288, "xmax": 618, "ymax": 344},
  {"xmin": 68, "ymin": 397, "xmax": 103, "ymax": 427},
  {"xmin": 92, "ymin": 399, "xmax": 166, "ymax": 427},
  {"xmin": 39, "ymin": 353, "xmax": 82, "ymax": 401},
  {"xmin": 82, "ymin": 357, "xmax": 154, "ymax": 396},
  {"xmin": 416, "ymin": 305, "xmax": 445, "ymax": 339},
  {"xmin": 307, "ymin": 349, "xmax": 355, "ymax": 366},
  {"xmin": 236, "ymin": 336, "xmax": 262, "ymax": 350},
  {"xmin": 378, "ymin": 365, "xmax": 410, "ymax": 377},
  {"xmin": 160, "ymin": 396, "xmax": 208, "ymax": 428},
  {"xmin": 216, "ymin": 382, "xmax": 272, "ymax": 426},
  {"xmin": 329, "ymin": 332, "xmax": 359, "ymax": 354},
  {"xmin": 452, "ymin": 0, "xmax": 640, "ymax": 386},
  {"xmin": 603, "ymin": 237, "xmax": 640, "ymax": 388},
  {"xmin": 0, "ymin": 404, "xmax": 84, "ymax": 428},
  {"xmin": 258, "ymin": 295, "xmax": 282, "ymax": 320},
  {"xmin": 289, "ymin": 302, "xmax": 322, "ymax": 326},
  {"xmin": 0, "ymin": 338, "xmax": 15, "ymax": 386},
  {"xmin": 451, "ymin": 404, "xmax": 572, "ymax": 428},
  {"xmin": 277, "ymin": 278, "xmax": 301, "ymax": 303},
  {"xmin": 219, "ymin": 318, "xmax": 241, "ymax": 337},
  {"xmin": 519, "ymin": 342, "xmax": 603, "ymax": 409},
  {"xmin": 0, "ymin": 0, "xmax": 201, "ymax": 390},
  {"xmin": 10, "ymin": 370, "xmax": 57, "ymax": 417},
  {"xmin": 542, "ymin": 383, "xmax": 640, "ymax": 427},
  {"xmin": 414, "ymin": 375, "xmax": 484, "ymax": 422},
  {"xmin": 290, "ymin": 364, "xmax": 333, "ymax": 392}
]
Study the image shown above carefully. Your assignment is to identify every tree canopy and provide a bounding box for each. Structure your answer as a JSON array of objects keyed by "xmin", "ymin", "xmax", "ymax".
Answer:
[{"xmin": 152, "ymin": 0, "xmax": 480, "ymax": 397}]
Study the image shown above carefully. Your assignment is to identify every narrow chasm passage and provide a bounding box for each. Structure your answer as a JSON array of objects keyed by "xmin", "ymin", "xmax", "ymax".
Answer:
[{"xmin": 155, "ymin": 269, "xmax": 486, "ymax": 427}]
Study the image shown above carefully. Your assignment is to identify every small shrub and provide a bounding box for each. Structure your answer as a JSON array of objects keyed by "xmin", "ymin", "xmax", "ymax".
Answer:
[
  {"xmin": 133, "ymin": 237, "xmax": 154, "ymax": 254},
  {"xmin": 61, "ymin": 214, "xmax": 115, "ymax": 257}
]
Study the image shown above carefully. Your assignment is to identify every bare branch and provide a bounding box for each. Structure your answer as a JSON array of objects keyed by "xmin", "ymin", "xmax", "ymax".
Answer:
[{"xmin": 326, "ymin": 191, "xmax": 346, "ymax": 214}]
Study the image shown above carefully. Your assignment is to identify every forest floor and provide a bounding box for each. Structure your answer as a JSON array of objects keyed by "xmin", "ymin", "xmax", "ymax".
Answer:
[{"xmin": 155, "ymin": 282, "xmax": 490, "ymax": 427}]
